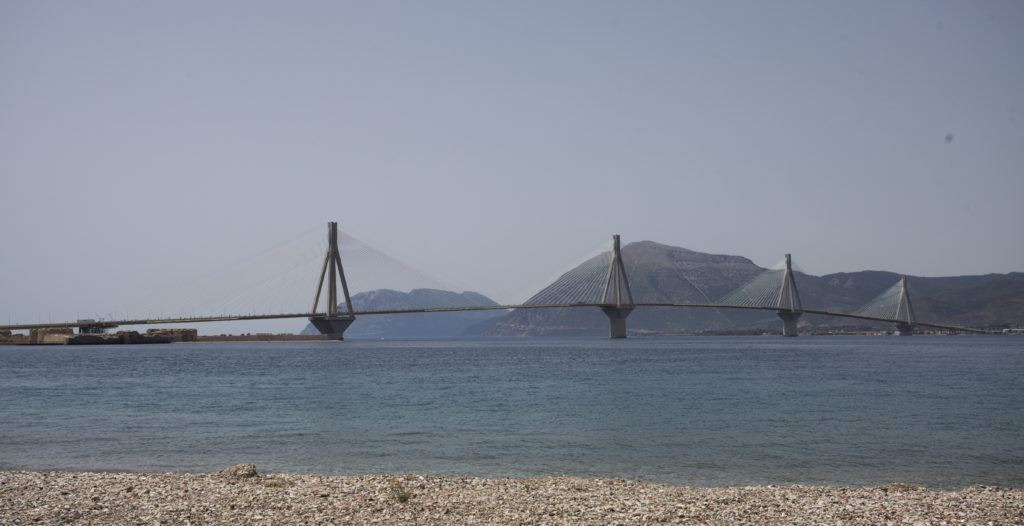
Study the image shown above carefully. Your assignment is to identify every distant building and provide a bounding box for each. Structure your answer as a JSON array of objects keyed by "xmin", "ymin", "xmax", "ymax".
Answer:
[
  {"xmin": 77, "ymin": 320, "xmax": 106, "ymax": 334},
  {"xmin": 145, "ymin": 328, "xmax": 198, "ymax": 342}
]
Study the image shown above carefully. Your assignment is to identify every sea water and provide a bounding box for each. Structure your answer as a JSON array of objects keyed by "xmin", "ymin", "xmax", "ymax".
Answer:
[{"xmin": 1, "ymin": 336, "xmax": 1021, "ymax": 489}]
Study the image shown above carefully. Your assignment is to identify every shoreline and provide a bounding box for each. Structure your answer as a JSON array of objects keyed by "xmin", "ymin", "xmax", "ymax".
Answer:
[
  {"xmin": 2, "ymin": 468, "xmax": 1021, "ymax": 525},
  {"xmin": 0, "ymin": 331, "xmax": 1004, "ymax": 347}
]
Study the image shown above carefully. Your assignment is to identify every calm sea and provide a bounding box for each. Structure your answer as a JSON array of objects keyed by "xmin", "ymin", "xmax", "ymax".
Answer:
[{"xmin": 1, "ymin": 336, "xmax": 1021, "ymax": 489}]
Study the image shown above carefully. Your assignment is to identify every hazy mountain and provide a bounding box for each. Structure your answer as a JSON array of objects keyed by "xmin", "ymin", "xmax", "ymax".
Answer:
[
  {"xmin": 910, "ymin": 273, "xmax": 1024, "ymax": 327},
  {"xmin": 302, "ymin": 288, "xmax": 503, "ymax": 339},
  {"xmin": 469, "ymin": 241, "xmax": 1023, "ymax": 336},
  {"xmin": 797, "ymin": 271, "xmax": 1024, "ymax": 330},
  {"xmin": 472, "ymin": 241, "xmax": 768, "ymax": 336}
]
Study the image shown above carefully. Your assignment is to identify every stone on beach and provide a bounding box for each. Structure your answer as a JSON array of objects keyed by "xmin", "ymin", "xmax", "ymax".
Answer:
[
  {"xmin": 1, "ymin": 470, "xmax": 1022, "ymax": 526},
  {"xmin": 220, "ymin": 463, "xmax": 259, "ymax": 478}
]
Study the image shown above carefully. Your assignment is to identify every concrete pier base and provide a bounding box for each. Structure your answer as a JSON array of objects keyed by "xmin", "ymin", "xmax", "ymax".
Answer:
[
  {"xmin": 600, "ymin": 306, "xmax": 634, "ymax": 339},
  {"xmin": 894, "ymin": 322, "xmax": 914, "ymax": 336},
  {"xmin": 309, "ymin": 316, "xmax": 356, "ymax": 340},
  {"xmin": 777, "ymin": 311, "xmax": 802, "ymax": 337}
]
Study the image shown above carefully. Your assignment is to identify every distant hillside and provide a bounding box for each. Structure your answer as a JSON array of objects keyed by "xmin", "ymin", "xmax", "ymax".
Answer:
[
  {"xmin": 795, "ymin": 271, "xmax": 1024, "ymax": 330},
  {"xmin": 302, "ymin": 289, "xmax": 503, "ymax": 339},
  {"xmin": 469, "ymin": 242, "xmax": 1024, "ymax": 336},
  {"xmin": 910, "ymin": 273, "xmax": 1024, "ymax": 328},
  {"xmin": 472, "ymin": 241, "xmax": 767, "ymax": 336}
]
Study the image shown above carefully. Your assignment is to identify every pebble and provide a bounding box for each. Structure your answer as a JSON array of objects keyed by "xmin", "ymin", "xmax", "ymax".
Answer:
[{"xmin": 0, "ymin": 470, "xmax": 1021, "ymax": 525}]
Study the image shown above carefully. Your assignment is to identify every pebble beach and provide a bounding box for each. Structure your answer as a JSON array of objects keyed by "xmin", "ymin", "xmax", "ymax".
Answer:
[{"xmin": 2, "ymin": 466, "xmax": 1022, "ymax": 525}]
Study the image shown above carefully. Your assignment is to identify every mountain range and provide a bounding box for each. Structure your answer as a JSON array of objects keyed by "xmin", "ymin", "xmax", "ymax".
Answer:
[
  {"xmin": 473, "ymin": 241, "xmax": 1023, "ymax": 336},
  {"xmin": 309, "ymin": 241, "xmax": 1022, "ymax": 337},
  {"xmin": 301, "ymin": 288, "xmax": 502, "ymax": 339}
]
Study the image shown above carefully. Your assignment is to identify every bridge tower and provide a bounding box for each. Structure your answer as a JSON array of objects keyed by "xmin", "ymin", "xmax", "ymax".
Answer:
[
  {"xmin": 776, "ymin": 253, "xmax": 803, "ymax": 337},
  {"xmin": 309, "ymin": 221, "xmax": 356, "ymax": 340},
  {"xmin": 893, "ymin": 275, "xmax": 916, "ymax": 336},
  {"xmin": 598, "ymin": 235, "xmax": 635, "ymax": 339}
]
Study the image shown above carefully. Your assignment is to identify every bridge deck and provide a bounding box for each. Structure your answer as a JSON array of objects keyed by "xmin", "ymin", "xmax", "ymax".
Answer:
[{"xmin": 0, "ymin": 303, "xmax": 991, "ymax": 334}]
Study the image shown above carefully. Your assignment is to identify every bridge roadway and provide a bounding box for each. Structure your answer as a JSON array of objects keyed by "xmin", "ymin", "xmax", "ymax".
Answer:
[{"xmin": 0, "ymin": 303, "xmax": 991, "ymax": 334}]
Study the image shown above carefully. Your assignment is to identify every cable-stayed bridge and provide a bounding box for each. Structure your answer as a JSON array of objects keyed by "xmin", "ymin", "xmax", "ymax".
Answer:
[{"xmin": 0, "ymin": 222, "xmax": 991, "ymax": 338}]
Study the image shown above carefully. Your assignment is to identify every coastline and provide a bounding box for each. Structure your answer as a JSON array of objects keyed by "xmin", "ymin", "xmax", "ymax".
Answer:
[{"xmin": 2, "ymin": 468, "xmax": 1021, "ymax": 525}]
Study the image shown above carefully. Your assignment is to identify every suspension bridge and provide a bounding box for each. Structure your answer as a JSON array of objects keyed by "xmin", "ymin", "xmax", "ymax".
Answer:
[{"xmin": 0, "ymin": 222, "xmax": 990, "ymax": 339}]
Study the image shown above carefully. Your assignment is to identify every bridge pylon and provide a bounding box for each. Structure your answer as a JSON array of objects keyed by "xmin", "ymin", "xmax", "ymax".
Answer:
[
  {"xmin": 893, "ymin": 275, "xmax": 916, "ymax": 336},
  {"xmin": 598, "ymin": 234, "xmax": 635, "ymax": 339},
  {"xmin": 309, "ymin": 221, "xmax": 356, "ymax": 340},
  {"xmin": 776, "ymin": 253, "xmax": 803, "ymax": 337}
]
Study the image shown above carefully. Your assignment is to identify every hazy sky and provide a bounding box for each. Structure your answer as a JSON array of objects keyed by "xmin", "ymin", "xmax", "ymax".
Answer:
[{"xmin": 2, "ymin": 1, "xmax": 1022, "ymax": 330}]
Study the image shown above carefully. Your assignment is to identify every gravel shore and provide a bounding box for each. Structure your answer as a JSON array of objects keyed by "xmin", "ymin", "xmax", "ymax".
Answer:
[{"xmin": 2, "ymin": 467, "xmax": 1021, "ymax": 525}]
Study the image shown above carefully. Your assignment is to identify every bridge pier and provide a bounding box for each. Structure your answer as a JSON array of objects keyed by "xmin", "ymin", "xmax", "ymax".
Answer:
[
  {"xmin": 894, "ymin": 277, "xmax": 915, "ymax": 336},
  {"xmin": 309, "ymin": 315, "xmax": 356, "ymax": 340},
  {"xmin": 774, "ymin": 254, "xmax": 803, "ymax": 337},
  {"xmin": 309, "ymin": 222, "xmax": 356, "ymax": 341},
  {"xmin": 894, "ymin": 322, "xmax": 914, "ymax": 336},
  {"xmin": 600, "ymin": 306, "xmax": 634, "ymax": 339},
  {"xmin": 777, "ymin": 311, "xmax": 801, "ymax": 337},
  {"xmin": 598, "ymin": 235, "xmax": 635, "ymax": 339}
]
